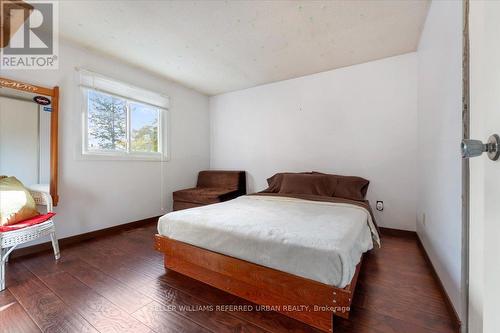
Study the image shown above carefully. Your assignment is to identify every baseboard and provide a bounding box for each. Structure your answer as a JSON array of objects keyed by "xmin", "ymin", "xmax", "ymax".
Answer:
[
  {"xmin": 416, "ymin": 235, "xmax": 462, "ymax": 332},
  {"xmin": 10, "ymin": 216, "xmax": 160, "ymax": 259},
  {"xmin": 378, "ymin": 227, "xmax": 417, "ymax": 239}
]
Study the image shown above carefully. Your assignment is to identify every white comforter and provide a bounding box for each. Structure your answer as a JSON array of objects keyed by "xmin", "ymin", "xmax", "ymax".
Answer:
[{"xmin": 157, "ymin": 195, "xmax": 380, "ymax": 288}]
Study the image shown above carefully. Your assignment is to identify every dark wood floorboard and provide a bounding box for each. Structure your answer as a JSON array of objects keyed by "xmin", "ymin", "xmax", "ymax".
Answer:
[
  {"xmin": 5, "ymin": 262, "xmax": 97, "ymax": 333},
  {"xmin": 132, "ymin": 301, "xmax": 210, "ymax": 333},
  {"xmin": 1, "ymin": 222, "xmax": 457, "ymax": 333},
  {"xmin": 21, "ymin": 256, "xmax": 152, "ymax": 333},
  {"xmin": 0, "ymin": 289, "xmax": 40, "ymax": 333}
]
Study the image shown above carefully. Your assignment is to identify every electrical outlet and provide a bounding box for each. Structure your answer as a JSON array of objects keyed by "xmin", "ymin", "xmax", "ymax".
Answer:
[{"xmin": 376, "ymin": 201, "xmax": 384, "ymax": 211}]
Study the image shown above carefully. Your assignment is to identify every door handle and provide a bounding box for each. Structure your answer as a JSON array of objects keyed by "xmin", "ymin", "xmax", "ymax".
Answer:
[{"xmin": 461, "ymin": 134, "xmax": 500, "ymax": 160}]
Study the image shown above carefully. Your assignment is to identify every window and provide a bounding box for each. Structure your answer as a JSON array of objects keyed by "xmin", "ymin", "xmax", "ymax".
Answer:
[
  {"xmin": 87, "ymin": 90, "xmax": 127, "ymax": 152},
  {"xmin": 129, "ymin": 102, "xmax": 160, "ymax": 153},
  {"xmin": 80, "ymin": 70, "xmax": 169, "ymax": 160}
]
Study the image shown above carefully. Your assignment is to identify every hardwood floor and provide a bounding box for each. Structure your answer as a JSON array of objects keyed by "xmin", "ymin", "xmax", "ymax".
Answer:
[{"xmin": 1, "ymin": 223, "xmax": 457, "ymax": 333}]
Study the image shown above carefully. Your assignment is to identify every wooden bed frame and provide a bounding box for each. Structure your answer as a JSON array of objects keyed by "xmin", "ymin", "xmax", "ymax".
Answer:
[{"xmin": 154, "ymin": 235, "xmax": 362, "ymax": 332}]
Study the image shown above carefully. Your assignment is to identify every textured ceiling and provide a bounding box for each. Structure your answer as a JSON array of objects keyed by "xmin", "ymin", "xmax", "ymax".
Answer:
[{"xmin": 59, "ymin": 0, "xmax": 430, "ymax": 95}]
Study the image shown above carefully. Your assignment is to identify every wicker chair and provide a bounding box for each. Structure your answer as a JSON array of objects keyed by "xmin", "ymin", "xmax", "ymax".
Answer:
[{"xmin": 0, "ymin": 189, "xmax": 60, "ymax": 291}]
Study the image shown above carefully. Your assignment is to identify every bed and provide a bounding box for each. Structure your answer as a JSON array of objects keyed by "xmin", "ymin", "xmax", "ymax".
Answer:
[{"xmin": 155, "ymin": 173, "xmax": 380, "ymax": 332}]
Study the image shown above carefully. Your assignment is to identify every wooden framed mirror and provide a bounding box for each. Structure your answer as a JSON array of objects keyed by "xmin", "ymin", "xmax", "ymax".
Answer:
[{"xmin": 0, "ymin": 77, "xmax": 59, "ymax": 205}]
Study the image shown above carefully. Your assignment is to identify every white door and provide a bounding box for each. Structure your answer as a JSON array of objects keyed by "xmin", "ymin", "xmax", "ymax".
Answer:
[{"xmin": 468, "ymin": 1, "xmax": 500, "ymax": 332}]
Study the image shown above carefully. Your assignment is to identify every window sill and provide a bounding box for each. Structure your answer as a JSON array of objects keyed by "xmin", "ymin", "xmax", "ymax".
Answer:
[{"xmin": 78, "ymin": 152, "xmax": 169, "ymax": 162}]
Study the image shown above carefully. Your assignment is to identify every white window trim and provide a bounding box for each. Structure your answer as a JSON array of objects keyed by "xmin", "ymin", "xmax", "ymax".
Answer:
[{"xmin": 77, "ymin": 70, "xmax": 170, "ymax": 162}]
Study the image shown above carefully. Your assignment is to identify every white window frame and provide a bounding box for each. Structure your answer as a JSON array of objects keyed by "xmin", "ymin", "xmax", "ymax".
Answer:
[{"xmin": 78, "ymin": 69, "xmax": 169, "ymax": 161}]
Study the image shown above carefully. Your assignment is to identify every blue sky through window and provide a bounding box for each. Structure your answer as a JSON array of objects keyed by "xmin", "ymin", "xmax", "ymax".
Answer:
[{"xmin": 130, "ymin": 103, "xmax": 158, "ymax": 130}]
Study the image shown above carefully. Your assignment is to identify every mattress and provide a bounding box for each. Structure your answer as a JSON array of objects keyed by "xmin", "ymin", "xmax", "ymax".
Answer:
[{"xmin": 157, "ymin": 195, "xmax": 380, "ymax": 288}]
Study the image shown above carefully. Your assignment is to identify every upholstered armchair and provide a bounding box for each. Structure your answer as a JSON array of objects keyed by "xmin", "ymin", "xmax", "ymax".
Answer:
[{"xmin": 173, "ymin": 170, "xmax": 246, "ymax": 211}]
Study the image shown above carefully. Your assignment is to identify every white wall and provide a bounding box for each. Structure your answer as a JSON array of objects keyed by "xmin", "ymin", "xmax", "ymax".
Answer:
[
  {"xmin": 416, "ymin": 0, "xmax": 463, "ymax": 319},
  {"xmin": 39, "ymin": 106, "xmax": 51, "ymax": 184},
  {"xmin": 210, "ymin": 53, "xmax": 418, "ymax": 231},
  {"xmin": 2, "ymin": 40, "xmax": 210, "ymax": 240}
]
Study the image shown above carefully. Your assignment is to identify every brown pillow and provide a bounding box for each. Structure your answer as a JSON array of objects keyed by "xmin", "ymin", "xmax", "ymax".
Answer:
[
  {"xmin": 313, "ymin": 172, "xmax": 369, "ymax": 201},
  {"xmin": 264, "ymin": 172, "xmax": 314, "ymax": 193},
  {"xmin": 278, "ymin": 173, "xmax": 337, "ymax": 196},
  {"xmin": 335, "ymin": 176, "xmax": 369, "ymax": 201}
]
